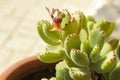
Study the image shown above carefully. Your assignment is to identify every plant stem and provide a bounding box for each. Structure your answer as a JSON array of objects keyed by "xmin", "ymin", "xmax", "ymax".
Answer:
[
  {"xmin": 96, "ymin": 73, "xmax": 105, "ymax": 80},
  {"xmin": 89, "ymin": 65, "xmax": 96, "ymax": 80},
  {"xmin": 91, "ymin": 70, "xmax": 96, "ymax": 80}
]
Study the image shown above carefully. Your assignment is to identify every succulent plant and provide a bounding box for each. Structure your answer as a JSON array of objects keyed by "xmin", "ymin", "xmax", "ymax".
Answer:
[{"xmin": 37, "ymin": 8, "xmax": 120, "ymax": 80}]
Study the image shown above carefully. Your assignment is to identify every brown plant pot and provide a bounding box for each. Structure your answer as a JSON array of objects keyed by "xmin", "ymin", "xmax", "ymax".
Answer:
[{"xmin": 0, "ymin": 55, "xmax": 56, "ymax": 80}]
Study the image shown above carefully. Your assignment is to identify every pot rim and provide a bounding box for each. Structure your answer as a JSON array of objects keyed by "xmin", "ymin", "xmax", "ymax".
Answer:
[{"xmin": 0, "ymin": 55, "xmax": 56, "ymax": 80}]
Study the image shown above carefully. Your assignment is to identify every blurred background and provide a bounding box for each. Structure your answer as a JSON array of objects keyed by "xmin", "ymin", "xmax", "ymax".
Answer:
[{"xmin": 0, "ymin": 0, "xmax": 120, "ymax": 74}]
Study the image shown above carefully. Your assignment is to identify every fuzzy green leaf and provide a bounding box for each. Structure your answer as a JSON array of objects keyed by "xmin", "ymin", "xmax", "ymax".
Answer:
[
  {"xmin": 89, "ymin": 29, "xmax": 105, "ymax": 48},
  {"xmin": 91, "ymin": 43, "xmax": 112, "ymax": 63},
  {"xmin": 42, "ymin": 21, "xmax": 60, "ymax": 41},
  {"xmin": 38, "ymin": 50, "xmax": 65, "ymax": 63},
  {"xmin": 90, "ymin": 45, "xmax": 101, "ymax": 63},
  {"xmin": 109, "ymin": 39, "xmax": 119, "ymax": 50},
  {"xmin": 70, "ymin": 49, "xmax": 89, "ymax": 68},
  {"xmin": 69, "ymin": 67, "xmax": 91, "ymax": 80},
  {"xmin": 62, "ymin": 18, "xmax": 78, "ymax": 40},
  {"xmin": 86, "ymin": 16, "xmax": 95, "ymax": 23},
  {"xmin": 79, "ymin": 29, "xmax": 88, "ymax": 43},
  {"xmin": 109, "ymin": 61, "xmax": 120, "ymax": 80},
  {"xmin": 71, "ymin": 11, "xmax": 87, "ymax": 34},
  {"xmin": 93, "ymin": 21, "xmax": 115, "ymax": 37},
  {"xmin": 56, "ymin": 61, "xmax": 73, "ymax": 80},
  {"xmin": 87, "ymin": 21, "xmax": 94, "ymax": 34},
  {"xmin": 64, "ymin": 33, "xmax": 80, "ymax": 57},
  {"xmin": 92, "ymin": 51, "xmax": 117, "ymax": 73},
  {"xmin": 80, "ymin": 40, "xmax": 91, "ymax": 55},
  {"xmin": 117, "ymin": 43, "xmax": 120, "ymax": 59},
  {"xmin": 37, "ymin": 21, "xmax": 60, "ymax": 45}
]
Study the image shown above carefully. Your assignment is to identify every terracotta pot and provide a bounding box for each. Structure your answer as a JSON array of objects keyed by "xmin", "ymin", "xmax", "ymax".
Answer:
[{"xmin": 0, "ymin": 55, "xmax": 56, "ymax": 80}]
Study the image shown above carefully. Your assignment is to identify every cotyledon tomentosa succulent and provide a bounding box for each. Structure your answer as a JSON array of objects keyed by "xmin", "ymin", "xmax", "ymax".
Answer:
[{"xmin": 37, "ymin": 8, "xmax": 120, "ymax": 80}]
